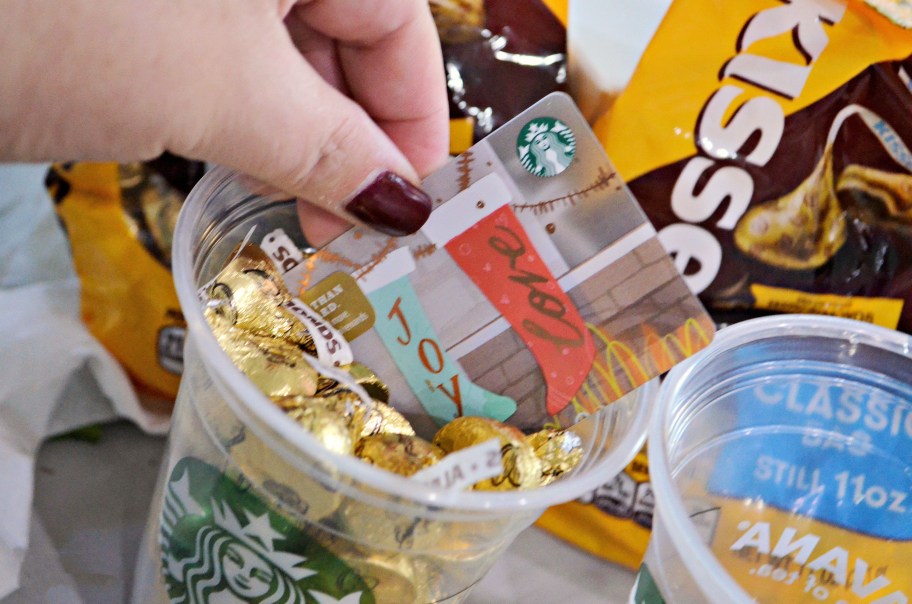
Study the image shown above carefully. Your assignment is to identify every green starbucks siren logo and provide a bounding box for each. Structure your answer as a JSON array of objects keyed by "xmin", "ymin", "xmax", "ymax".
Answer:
[
  {"xmin": 517, "ymin": 117, "xmax": 576, "ymax": 177},
  {"xmin": 160, "ymin": 457, "xmax": 372, "ymax": 604}
]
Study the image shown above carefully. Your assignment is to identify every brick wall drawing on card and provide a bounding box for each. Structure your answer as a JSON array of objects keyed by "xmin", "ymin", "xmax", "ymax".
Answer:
[
  {"xmin": 458, "ymin": 236, "xmax": 713, "ymax": 432},
  {"xmin": 409, "ymin": 154, "xmax": 713, "ymax": 432}
]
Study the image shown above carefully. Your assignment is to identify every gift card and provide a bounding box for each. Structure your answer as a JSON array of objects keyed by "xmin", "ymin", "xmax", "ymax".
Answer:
[{"xmin": 282, "ymin": 93, "xmax": 715, "ymax": 435}]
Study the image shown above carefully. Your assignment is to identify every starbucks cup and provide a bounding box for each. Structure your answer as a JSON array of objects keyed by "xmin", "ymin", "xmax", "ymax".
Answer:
[
  {"xmin": 634, "ymin": 315, "xmax": 912, "ymax": 603},
  {"xmin": 130, "ymin": 168, "xmax": 656, "ymax": 604}
]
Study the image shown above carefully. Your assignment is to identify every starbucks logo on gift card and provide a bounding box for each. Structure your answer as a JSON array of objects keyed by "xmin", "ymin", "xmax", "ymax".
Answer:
[
  {"xmin": 160, "ymin": 458, "xmax": 371, "ymax": 604},
  {"xmin": 517, "ymin": 117, "xmax": 576, "ymax": 177}
]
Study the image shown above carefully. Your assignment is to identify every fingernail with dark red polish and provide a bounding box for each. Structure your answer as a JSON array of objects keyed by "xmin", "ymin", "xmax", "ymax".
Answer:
[{"xmin": 345, "ymin": 171, "xmax": 432, "ymax": 236}]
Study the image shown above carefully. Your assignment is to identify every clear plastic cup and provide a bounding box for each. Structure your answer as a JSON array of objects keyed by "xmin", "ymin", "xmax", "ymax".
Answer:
[
  {"xmin": 131, "ymin": 167, "xmax": 656, "ymax": 603},
  {"xmin": 634, "ymin": 315, "xmax": 912, "ymax": 604}
]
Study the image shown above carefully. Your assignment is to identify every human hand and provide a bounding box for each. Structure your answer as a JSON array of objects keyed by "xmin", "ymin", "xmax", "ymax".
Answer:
[{"xmin": 0, "ymin": 0, "xmax": 449, "ymax": 240}]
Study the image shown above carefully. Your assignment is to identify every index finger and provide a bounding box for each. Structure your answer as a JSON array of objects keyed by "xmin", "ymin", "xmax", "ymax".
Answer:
[{"xmin": 292, "ymin": 0, "xmax": 450, "ymax": 176}]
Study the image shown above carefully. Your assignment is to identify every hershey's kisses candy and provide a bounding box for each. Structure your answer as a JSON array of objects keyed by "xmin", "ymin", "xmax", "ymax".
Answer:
[
  {"xmin": 205, "ymin": 244, "xmax": 317, "ymax": 353},
  {"xmin": 208, "ymin": 315, "xmax": 318, "ymax": 399},
  {"xmin": 353, "ymin": 400, "xmax": 415, "ymax": 439},
  {"xmin": 272, "ymin": 391, "xmax": 360, "ymax": 414},
  {"xmin": 526, "ymin": 427, "xmax": 583, "ymax": 486},
  {"xmin": 316, "ymin": 362, "xmax": 392, "ymax": 403},
  {"xmin": 275, "ymin": 393, "xmax": 415, "ymax": 443},
  {"xmin": 354, "ymin": 433, "xmax": 444, "ymax": 477},
  {"xmin": 285, "ymin": 401, "xmax": 355, "ymax": 456},
  {"xmin": 433, "ymin": 416, "xmax": 543, "ymax": 491}
]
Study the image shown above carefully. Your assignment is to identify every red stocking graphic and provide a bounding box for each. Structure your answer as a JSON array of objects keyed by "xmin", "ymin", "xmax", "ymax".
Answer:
[{"xmin": 445, "ymin": 205, "xmax": 595, "ymax": 415}]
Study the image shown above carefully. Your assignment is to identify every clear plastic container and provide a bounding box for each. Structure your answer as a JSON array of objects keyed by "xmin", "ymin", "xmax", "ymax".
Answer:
[
  {"xmin": 635, "ymin": 315, "xmax": 912, "ymax": 604},
  {"xmin": 131, "ymin": 167, "xmax": 656, "ymax": 603}
]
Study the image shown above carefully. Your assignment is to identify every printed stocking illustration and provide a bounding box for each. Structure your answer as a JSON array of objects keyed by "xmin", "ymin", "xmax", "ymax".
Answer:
[
  {"xmin": 422, "ymin": 173, "xmax": 596, "ymax": 416},
  {"xmin": 357, "ymin": 247, "xmax": 517, "ymax": 426}
]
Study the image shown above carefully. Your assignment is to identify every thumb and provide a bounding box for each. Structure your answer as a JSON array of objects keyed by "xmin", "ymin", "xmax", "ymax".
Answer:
[{"xmin": 172, "ymin": 22, "xmax": 434, "ymax": 237}]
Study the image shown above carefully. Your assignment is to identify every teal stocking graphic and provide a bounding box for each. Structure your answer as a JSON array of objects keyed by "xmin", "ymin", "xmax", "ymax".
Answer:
[
  {"xmin": 160, "ymin": 457, "xmax": 372, "ymax": 604},
  {"xmin": 366, "ymin": 274, "xmax": 516, "ymax": 426}
]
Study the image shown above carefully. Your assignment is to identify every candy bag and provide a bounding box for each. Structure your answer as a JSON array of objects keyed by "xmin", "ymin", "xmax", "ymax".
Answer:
[
  {"xmin": 597, "ymin": 0, "xmax": 912, "ymax": 333},
  {"xmin": 538, "ymin": 0, "xmax": 912, "ymax": 572},
  {"xmin": 46, "ymin": 156, "xmax": 204, "ymax": 411}
]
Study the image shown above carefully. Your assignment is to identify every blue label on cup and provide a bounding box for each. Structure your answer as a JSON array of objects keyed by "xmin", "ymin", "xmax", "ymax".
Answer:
[{"xmin": 707, "ymin": 372, "xmax": 912, "ymax": 540}]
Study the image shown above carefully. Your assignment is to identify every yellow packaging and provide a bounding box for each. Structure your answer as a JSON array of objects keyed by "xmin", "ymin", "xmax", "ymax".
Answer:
[
  {"xmin": 595, "ymin": 0, "xmax": 912, "ymax": 332},
  {"xmin": 46, "ymin": 158, "xmax": 203, "ymax": 411},
  {"xmin": 539, "ymin": 0, "xmax": 912, "ymax": 571},
  {"xmin": 537, "ymin": 446, "xmax": 652, "ymax": 570},
  {"xmin": 710, "ymin": 503, "xmax": 911, "ymax": 603}
]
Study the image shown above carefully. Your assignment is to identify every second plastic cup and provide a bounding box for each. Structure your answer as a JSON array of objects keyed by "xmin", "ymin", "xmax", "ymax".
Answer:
[{"xmin": 634, "ymin": 315, "xmax": 912, "ymax": 603}]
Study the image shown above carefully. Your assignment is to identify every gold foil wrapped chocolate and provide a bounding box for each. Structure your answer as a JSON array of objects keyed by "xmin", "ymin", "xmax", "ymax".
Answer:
[
  {"xmin": 274, "ymin": 391, "xmax": 416, "ymax": 456},
  {"xmin": 216, "ymin": 243, "xmax": 288, "ymax": 293},
  {"xmin": 208, "ymin": 316, "xmax": 319, "ymax": 399},
  {"xmin": 286, "ymin": 401, "xmax": 355, "ymax": 456},
  {"xmin": 354, "ymin": 400, "xmax": 415, "ymax": 439},
  {"xmin": 205, "ymin": 247, "xmax": 317, "ymax": 352},
  {"xmin": 329, "ymin": 494, "xmax": 451, "ymax": 562},
  {"xmin": 276, "ymin": 392, "xmax": 363, "ymax": 455},
  {"xmin": 734, "ymin": 145, "xmax": 846, "ymax": 270},
  {"xmin": 433, "ymin": 416, "xmax": 542, "ymax": 491},
  {"xmin": 526, "ymin": 427, "xmax": 583, "ymax": 486},
  {"xmin": 229, "ymin": 434, "xmax": 345, "ymax": 520},
  {"xmin": 316, "ymin": 362, "xmax": 391, "ymax": 403},
  {"xmin": 313, "ymin": 536, "xmax": 427, "ymax": 601},
  {"xmin": 272, "ymin": 391, "xmax": 360, "ymax": 415},
  {"xmin": 355, "ymin": 433, "xmax": 444, "ymax": 476}
]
